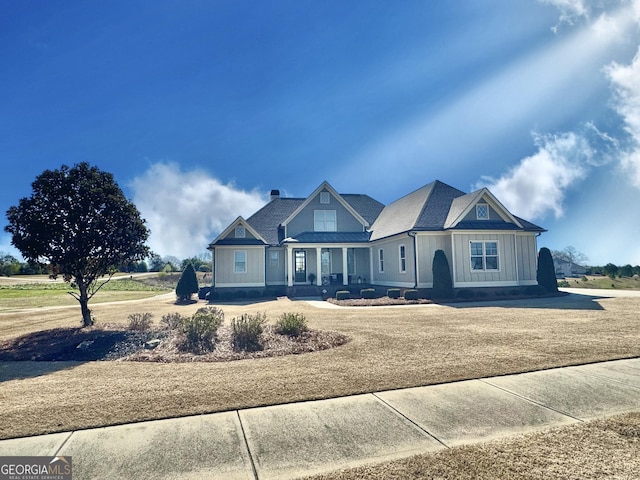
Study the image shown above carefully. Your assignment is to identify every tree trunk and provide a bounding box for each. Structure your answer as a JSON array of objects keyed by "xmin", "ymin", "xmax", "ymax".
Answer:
[{"xmin": 77, "ymin": 278, "xmax": 93, "ymax": 327}]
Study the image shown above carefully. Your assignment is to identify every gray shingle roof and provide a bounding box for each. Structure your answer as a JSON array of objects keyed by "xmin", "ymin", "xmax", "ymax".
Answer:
[
  {"xmin": 370, "ymin": 180, "xmax": 544, "ymax": 240},
  {"xmin": 213, "ymin": 180, "xmax": 545, "ymax": 247}
]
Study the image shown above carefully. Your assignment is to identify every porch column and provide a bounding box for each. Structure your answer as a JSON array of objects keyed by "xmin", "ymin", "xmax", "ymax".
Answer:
[
  {"xmin": 287, "ymin": 246, "xmax": 294, "ymax": 287},
  {"xmin": 316, "ymin": 247, "xmax": 322, "ymax": 286},
  {"xmin": 342, "ymin": 247, "xmax": 348, "ymax": 285}
]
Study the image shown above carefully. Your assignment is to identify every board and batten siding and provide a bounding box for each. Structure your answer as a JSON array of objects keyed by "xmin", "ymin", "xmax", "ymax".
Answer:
[
  {"xmin": 416, "ymin": 233, "xmax": 451, "ymax": 288},
  {"xmin": 452, "ymin": 233, "xmax": 518, "ymax": 287},
  {"xmin": 265, "ymin": 247, "xmax": 286, "ymax": 285},
  {"xmin": 214, "ymin": 246, "xmax": 265, "ymax": 287},
  {"xmin": 516, "ymin": 234, "xmax": 538, "ymax": 284}
]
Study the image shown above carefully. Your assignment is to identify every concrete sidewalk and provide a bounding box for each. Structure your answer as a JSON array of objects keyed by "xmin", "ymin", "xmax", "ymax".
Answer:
[{"xmin": 1, "ymin": 358, "xmax": 639, "ymax": 479}]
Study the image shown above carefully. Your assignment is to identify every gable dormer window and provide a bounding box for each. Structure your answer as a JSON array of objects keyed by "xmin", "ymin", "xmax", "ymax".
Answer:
[
  {"xmin": 314, "ymin": 210, "xmax": 336, "ymax": 231},
  {"xmin": 320, "ymin": 191, "xmax": 330, "ymax": 204},
  {"xmin": 235, "ymin": 225, "xmax": 246, "ymax": 238},
  {"xmin": 476, "ymin": 204, "xmax": 489, "ymax": 220}
]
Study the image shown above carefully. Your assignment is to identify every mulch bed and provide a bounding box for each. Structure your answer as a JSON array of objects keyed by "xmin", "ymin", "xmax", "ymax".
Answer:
[{"xmin": 0, "ymin": 324, "xmax": 349, "ymax": 363}]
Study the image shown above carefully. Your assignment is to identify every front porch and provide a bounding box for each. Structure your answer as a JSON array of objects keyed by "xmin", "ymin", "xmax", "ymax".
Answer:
[{"xmin": 285, "ymin": 245, "xmax": 370, "ymax": 288}]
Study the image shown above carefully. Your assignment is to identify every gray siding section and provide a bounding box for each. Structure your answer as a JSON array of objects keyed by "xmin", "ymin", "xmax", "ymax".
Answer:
[
  {"xmin": 286, "ymin": 190, "xmax": 364, "ymax": 237},
  {"xmin": 461, "ymin": 203, "xmax": 506, "ymax": 223},
  {"xmin": 265, "ymin": 247, "xmax": 286, "ymax": 284},
  {"xmin": 222, "ymin": 224, "xmax": 258, "ymax": 241},
  {"xmin": 215, "ymin": 246, "xmax": 265, "ymax": 286},
  {"xmin": 370, "ymin": 235, "xmax": 415, "ymax": 287},
  {"xmin": 516, "ymin": 234, "xmax": 538, "ymax": 282},
  {"xmin": 452, "ymin": 233, "xmax": 517, "ymax": 286},
  {"xmin": 416, "ymin": 234, "xmax": 451, "ymax": 287}
]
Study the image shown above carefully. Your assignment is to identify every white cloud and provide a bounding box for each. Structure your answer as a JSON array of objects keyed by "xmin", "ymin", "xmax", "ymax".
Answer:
[
  {"xmin": 476, "ymin": 132, "xmax": 589, "ymax": 220},
  {"xmin": 130, "ymin": 162, "xmax": 267, "ymax": 259},
  {"xmin": 606, "ymin": 46, "xmax": 640, "ymax": 187},
  {"xmin": 539, "ymin": 0, "xmax": 590, "ymax": 32}
]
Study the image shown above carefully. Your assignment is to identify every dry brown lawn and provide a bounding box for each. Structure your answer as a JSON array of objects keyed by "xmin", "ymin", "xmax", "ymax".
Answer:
[
  {"xmin": 305, "ymin": 412, "xmax": 640, "ymax": 480},
  {"xmin": 0, "ymin": 292, "xmax": 638, "ymax": 440}
]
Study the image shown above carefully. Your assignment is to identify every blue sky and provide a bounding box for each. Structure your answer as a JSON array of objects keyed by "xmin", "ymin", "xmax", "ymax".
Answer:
[{"xmin": 2, "ymin": 0, "xmax": 640, "ymax": 264}]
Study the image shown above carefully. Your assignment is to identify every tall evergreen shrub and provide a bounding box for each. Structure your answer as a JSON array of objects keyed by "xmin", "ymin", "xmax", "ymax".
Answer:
[
  {"xmin": 536, "ymin": 247, "xmax": 558, "ymax": 293},
  {"xmin": 176, "ymin": 263, "xmax": 199, "ymax": 302},
  {"xmin": 432, "ymin": 249, "xmax": 453, "ymax": 298}
]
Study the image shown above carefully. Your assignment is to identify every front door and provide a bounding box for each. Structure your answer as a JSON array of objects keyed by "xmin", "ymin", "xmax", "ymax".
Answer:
[{"xmin": 294, "ymin": 250, "xmax": 306, "ymax": 283}]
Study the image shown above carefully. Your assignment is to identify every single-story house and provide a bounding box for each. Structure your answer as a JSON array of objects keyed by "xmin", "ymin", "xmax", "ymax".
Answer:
[{"xmin": 208, "ymin": 180, "xmax": 545, "ymax": 295}]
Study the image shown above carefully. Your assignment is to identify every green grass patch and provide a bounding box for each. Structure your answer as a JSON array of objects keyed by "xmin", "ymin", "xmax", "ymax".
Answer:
[
  {"xmin": 0, "ymin": 279, "xmax": 171, "ymax": 310},
  {"xmin": 563, "ymin": 275, "xmax": 640, "ymax": 290}
]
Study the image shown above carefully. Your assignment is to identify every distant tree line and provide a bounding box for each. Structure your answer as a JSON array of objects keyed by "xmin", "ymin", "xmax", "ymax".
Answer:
[{"xmin": 0, "ymin": 251, "xmax": 212, "ymax": 277}]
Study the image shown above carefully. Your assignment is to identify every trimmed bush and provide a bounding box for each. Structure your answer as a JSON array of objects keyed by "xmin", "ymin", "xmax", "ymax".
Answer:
[
  {"xmin": 176, "ymin": 263, "xmax": 199, "ymax": 302},
  {"xmin": 160, "ymin": 312, "xmax": 184, "ymax": 330},
  {"xmin": 360, "ymin": 288, "xmax": 376, "ymax": 299},
  {"xmin": 275, "ymin": 313, "xmax": 308, "ymax": 337},
  {"xmin": 127, "ymin": 312, "xmax": 153, "ymax": 331},
  {"xmin": 336, "ymin": 290, "xmax": 350, "ymax": 300},
  {"xmin": 432, "ymin": 249, "xmax": 453, "ymax": 298},
  {"xmin": 536, "ymin": 247, "xmax": 558, "ymax": 293},
  {"xmin": 231, "ymin": 312, "xmax": 267, "ymax": 351},
  {"xmin": 179, "ymin": 306, "xmax": 224, "ymax": 353},
  {"xmin": 404, "ymin": 289, "xmax": 419, "ymax": 300},
  {"xmin": 198, "ymin": 287, "xmax": 211, "ymax": 300},
  {"xmin": 387, "ymin": 288, "xmax": 401, "ymax": 299}
]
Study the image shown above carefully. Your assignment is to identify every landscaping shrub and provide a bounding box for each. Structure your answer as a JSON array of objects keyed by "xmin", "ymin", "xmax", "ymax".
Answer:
[
  {"xmin": 198, "ymin": 287, "xmax": 211, "ymax": 300},
  {"xmin": 179, "ymin": 307, "xmax": 224, "ymax": 353},
  {"xmin": 432, "ymin": 249, "xmax": 453, "ymax": 298},
  {"xmin": 536, "ymin": 247, "xmax": 558, "ymax": 293},
  {"xmin": 404, "ymin": 289, "xmax": 419, "ymax": 300},
  {"xmin": 360, "ymin": 288, "xmax": 376, "ymax": 299},
  {"xmin": 336, "ymin": 290, "xmax": 350, "ymax": 300},
  {"xmin": 275, "ymin": 313, "xmax": 308, "ymax": 337},
  {"xmin": 160, "ymin": 312, "xmax": 184, "ymax": 330},
  {"xmin": 387, "ymin": 288, "xmax": 401, "ymax": 299},
  {"xmin": 557, "ymin": 280, "xmax": 570, "ymax": 287},
  {"xmin": 127, "ymin": 312, "xmax": 153, "ymax": 331},
  {"xmin": 231, "ymin": 312, "xmax": 267, "ymax": 351},
  {"xmin": 176, "ymin": 263, "xmax": 199, "ymax": 302}
]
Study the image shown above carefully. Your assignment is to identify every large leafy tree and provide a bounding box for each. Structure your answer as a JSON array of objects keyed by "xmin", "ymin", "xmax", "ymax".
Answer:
[{"xmin": 5, "ymin": 163, "xmax": 150, "ymax": 326}]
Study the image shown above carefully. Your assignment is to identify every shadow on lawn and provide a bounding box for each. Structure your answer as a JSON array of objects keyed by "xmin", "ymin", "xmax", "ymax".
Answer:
[
  {"xmin": 0, "ymin": 327, "xmax": 154, "ymax": 382},
  {"xmin": 440, "ymin": 292, "xmax": 606, "ymax": 311}
]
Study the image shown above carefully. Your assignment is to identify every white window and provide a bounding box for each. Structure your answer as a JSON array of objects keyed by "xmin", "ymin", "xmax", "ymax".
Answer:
[
  {"xmin": 234, "ymin": 250, "xmax": 247, "ymax": 274},
  {"xmin": 399, "ymin": 244, "xmax": 406, "ymax": 273},
  {"xmin": 470, "ymin": 241, "xmax": 499, "ymax": 271},
  {"xmin": 269, "ymin": 250, "xmax": 279, "ymax": 268},
  {"xmin": 378, "ymin": 249, "xmax": 384, "ymax": 273},
  {"xmin": 235, "ymin": 225, "xmax": 246, "ymax": 238},
  {"xmin": 476, "ymin": 204, "xmax": 489, "ymax": 220},
  {"xmin": 320, "ymin": 191, "xmax": 330, "ymax": 204},
  {"xmin": 314, "ymin": 210, "xmax": 337, "ymax": 231}
]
